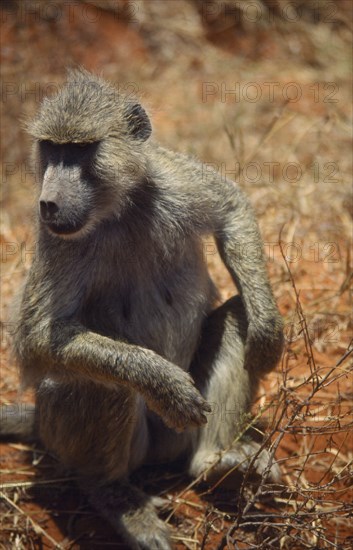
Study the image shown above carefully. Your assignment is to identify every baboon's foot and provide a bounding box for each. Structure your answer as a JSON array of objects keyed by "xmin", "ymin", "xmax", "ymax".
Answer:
[
  {"xmin": 190, "ymin": 439, "xmax": 280, "ymax": 489},
  {"xmin": 88, "ymin": 481, "xmax": 172, "ymax": 549},
  {"xmin": 121, "ymin": 500, "xmax": 171, "ymax": 550}
]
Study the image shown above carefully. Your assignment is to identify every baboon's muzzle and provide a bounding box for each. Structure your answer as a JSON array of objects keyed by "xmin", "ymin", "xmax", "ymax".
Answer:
[{"xmin": 39, "ymin": 201, "xmax": 88, "ymax": 236}]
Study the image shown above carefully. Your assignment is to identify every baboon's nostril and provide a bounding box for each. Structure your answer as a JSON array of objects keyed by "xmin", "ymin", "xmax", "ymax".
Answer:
[{"xmin": 40, "ymin": 200, "xmax": 59, "ymax": 221}]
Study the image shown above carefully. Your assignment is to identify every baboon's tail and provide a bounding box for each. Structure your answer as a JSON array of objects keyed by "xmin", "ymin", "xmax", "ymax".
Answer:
[{"xmin": 0, "ymin": 403, "xmax": 36, "ymax": 442}]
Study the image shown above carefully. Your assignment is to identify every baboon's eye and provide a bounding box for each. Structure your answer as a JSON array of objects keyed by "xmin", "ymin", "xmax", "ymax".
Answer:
[
  {"xmin": 73, "ymin": 142, "xmax": 101, "ymax": 151},
  {"xmin": 39, "ymin": 140, "xmax": 56, "ymax": 147},
  {"xmin": 39, "ymin": 140, "xmax": 99, "ymax": 148},
  {"xmin": 38, "ymin": 140, "xmax": 58, "ymax": 156}
]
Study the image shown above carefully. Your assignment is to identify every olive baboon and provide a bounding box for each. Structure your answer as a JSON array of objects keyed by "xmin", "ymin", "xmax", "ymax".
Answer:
[{"xmin": 5, "ymin": 69, "xmax": 283, "ymax": 549}]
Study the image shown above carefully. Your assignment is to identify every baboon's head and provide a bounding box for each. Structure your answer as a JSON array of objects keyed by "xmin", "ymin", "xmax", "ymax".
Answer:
[{"xmin": 27, "ymin": 68, "xmax": 152, "ymax": 238}]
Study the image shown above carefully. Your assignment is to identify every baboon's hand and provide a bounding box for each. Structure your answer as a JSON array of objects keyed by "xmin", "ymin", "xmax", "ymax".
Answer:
[
  {"xmin": 144, "ymin": 366, "xmax": 211, "ymax": 432},
  {"xmin": 244, "ymin": 317, "xmax": 284, "ymax": 374}
]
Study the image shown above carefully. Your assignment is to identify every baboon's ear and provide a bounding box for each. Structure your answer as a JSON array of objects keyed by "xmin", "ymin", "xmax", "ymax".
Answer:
[{"xmin": 126, "ymin": 103, "xmax": 152, "ymax": 141}]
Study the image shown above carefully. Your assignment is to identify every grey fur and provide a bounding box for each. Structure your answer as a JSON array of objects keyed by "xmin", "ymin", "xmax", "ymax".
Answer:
[{"xmin": 9, "ymin": 69, "xmax": 283, "ymax": 548}]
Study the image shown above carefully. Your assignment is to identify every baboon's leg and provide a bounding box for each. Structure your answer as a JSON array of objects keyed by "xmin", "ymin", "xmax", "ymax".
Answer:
[
  {"xmin": 188, "ymin": 296, "xmax": 280, "ymax": 485},
  {"xmin": 36, "ymin": 380, "xmax": 146, "ymax": 480},
  {"xmin": 88, "ymin": 480, "xmax": 171, "ymax": 550},
  {"xmin": 36, "ymin": 380, "xmax": 172, "ymax": 548}
]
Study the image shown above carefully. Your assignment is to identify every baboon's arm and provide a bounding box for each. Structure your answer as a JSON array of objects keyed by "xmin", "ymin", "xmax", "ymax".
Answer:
[
  {"xmin": 213, "ymin": 183, "xmax": 283, "ymax": 373},
  {"xmin": 19, "ymin": 319, "xmax": 210, "ymax": 431},
  {"xmin": 173, "ymin": 165, "xmax": 284, "ymax": 374}
]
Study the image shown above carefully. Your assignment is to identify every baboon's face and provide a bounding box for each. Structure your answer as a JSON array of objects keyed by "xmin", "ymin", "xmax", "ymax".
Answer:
[
  {"xmin": 37, "ymin": 140, "xmax": 101, "ymax": 238},
  {"xmin": 30, "ymin": 70, "xmax": 152, "ymax": 239}
]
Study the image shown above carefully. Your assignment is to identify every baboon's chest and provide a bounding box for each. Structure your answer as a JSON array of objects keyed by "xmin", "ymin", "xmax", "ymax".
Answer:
[{"xmin": 80, "ymin": 250, "xmax": 213, "ymax": 370}]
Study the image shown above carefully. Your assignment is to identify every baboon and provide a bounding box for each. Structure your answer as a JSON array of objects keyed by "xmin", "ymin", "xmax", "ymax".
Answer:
[{"xmin": 4, "ymin": 69, "xmax": 283, "ymax": 549}]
